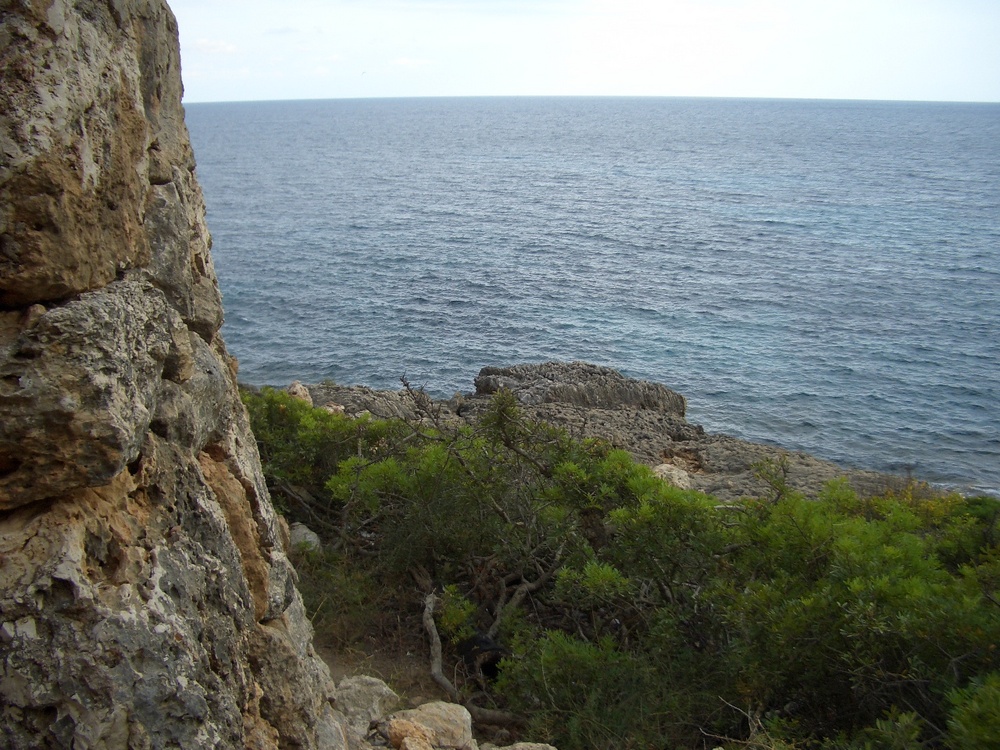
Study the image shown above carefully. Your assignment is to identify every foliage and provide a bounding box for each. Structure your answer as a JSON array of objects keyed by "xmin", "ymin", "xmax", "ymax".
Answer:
[
  {"xmin": 243, "ymin": 385, "xmax": 1000, "ymax": 749},
  {"xmin": 945, "ymin": 672, "xmax": 1000, "ymax": 750},
  {"xmin": 286, "ymin": 544, "xmax": 385, "ymax": 646},
  {"xmin": 438, "ymin": 585, "xmax": 477, "ymax": 643}
]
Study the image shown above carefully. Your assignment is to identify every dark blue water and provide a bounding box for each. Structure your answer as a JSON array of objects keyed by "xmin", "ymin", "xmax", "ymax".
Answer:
[{"xmin": 184, "ymin": 97, "xmax": 1000, "ymax": 496}]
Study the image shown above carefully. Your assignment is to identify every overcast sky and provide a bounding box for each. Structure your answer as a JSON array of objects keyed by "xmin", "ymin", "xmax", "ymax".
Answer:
[{"xmin": 169, "ymin": 0, "xmax": 1000, "ymax": 104}]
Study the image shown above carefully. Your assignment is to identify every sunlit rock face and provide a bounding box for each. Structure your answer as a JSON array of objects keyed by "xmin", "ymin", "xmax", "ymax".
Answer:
[{"xmin": 0, "ymin": 2, "xmax": 341, "ymax": 747}]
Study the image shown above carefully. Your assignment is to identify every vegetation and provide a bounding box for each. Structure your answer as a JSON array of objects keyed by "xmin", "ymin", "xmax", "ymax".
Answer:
[{"xmin": 243, "ymin": 385, "xmax": 1000, "ymax": 749}]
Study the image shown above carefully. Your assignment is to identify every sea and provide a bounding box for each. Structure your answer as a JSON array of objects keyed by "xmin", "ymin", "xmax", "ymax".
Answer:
[{"xmin": 183, "ymin": 97, "xmax": 1000, "ymax": 497}]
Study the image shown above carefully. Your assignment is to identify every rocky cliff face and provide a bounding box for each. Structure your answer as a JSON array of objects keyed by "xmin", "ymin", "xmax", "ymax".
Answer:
[{"xmin": 0, "ymin": 2, "xmax": 342, "ymax": 747}]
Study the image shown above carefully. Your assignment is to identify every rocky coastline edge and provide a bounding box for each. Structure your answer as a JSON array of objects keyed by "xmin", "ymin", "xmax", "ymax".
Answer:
[{"xmin": 284, "ymin": 361, "xmax": 918, "ymax": 504}]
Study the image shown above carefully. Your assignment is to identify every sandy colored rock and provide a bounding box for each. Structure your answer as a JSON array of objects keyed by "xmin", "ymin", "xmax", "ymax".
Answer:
[
  {"xmin": 388, "ymin": 718, "xmax": 437, "ymax": 749},
  {"xmin": 401, "ymin": 735, "xmax": 437, "ymax": 750},
  {"xmin": 389, "ymin": 702, "xmax": 474, "ymax": 749},
  {"xmin": 653, "ymin": 463, "xmax": 692, "ymax": 489},
  {"xmin": 288, "ymin": 380, "xmax": 314, "ymax": 405},
  {"xmin": 386, "ymin": 719, "xmax": 434, "ymax": 748}
]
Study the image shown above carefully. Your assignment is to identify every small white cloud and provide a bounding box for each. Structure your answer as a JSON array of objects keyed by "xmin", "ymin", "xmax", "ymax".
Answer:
[{"xmin": 193, "ymin": 38, "xmax": 238, "ymax": 55}]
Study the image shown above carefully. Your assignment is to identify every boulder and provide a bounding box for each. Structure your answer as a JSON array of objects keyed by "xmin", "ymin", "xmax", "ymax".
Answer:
[
  {"xmin": 387, "ymin": 718, "xmax": 436, "ymax": 749},
  {"xmin": 336, "ymin": 675, "xmax": 400, "ymax": 735},
  {"xmin": 290, "ymin": 522, "xmax": 323, "ymax": 552},
  {"xmin": 387, "ymin": 702, "xmax": 475, "ymax": 749},
  {"xmin": 653, "ymin": 463, "xmax": 693, "ymax": 489},
  {"xmin": 401, "ymin": 736, "xmax": 437, "ymax": 750},
  {"xmin": 288, "ymin": 380, "xmax": 314, "ymax": 406}
]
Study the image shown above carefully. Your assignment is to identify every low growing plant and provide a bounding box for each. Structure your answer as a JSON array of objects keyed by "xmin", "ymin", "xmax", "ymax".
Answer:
[{"xmin": 243, "ymin": 385, "xmax": 1000, "ymax": 749}]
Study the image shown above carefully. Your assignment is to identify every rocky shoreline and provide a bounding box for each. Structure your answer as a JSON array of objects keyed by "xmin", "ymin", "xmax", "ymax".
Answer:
[{"xmin": 298, "ymin": 361, "xmax": 899, "ymax": 503}]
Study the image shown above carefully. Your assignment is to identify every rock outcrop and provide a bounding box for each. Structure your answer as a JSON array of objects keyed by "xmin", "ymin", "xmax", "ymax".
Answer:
[
  {"xmin": 0, "ymin": 2, "xmax": 340, "ymax": 747},
  {"xmin": 474, "ymin": 362, "xmax": 686, "ymax": 416},
  {"xmin": 308, "ymin": 362, "xmax": 894, "ymax": 502}
]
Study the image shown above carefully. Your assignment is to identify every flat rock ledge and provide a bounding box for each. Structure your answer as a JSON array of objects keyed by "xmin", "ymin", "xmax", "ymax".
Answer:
[{"xmin": 305, "ymin": 361, "xmax": 896, "ymax": 502}]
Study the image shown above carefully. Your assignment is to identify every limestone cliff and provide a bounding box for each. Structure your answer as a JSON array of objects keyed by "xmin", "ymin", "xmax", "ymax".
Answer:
[{"xmin": 0, "ymin": 2, "xmax": 342, "ymax": 747}]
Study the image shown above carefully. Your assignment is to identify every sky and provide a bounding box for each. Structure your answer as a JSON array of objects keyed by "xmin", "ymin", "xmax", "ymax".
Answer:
[{"xmin": 168, "ymin": 0, "xmax": 1000, "ymax": 104}]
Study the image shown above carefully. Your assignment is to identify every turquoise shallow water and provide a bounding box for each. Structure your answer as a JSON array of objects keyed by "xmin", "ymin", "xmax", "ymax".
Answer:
[{"xmin": 185, "ymin": 97, "xmax": 1000, "ymax": 496}]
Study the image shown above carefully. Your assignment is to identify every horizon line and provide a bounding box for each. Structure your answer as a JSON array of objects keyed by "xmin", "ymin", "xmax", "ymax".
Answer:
[{"xmin": 182, "ymin": 92, "xmax": 1000, "ymax": 106}]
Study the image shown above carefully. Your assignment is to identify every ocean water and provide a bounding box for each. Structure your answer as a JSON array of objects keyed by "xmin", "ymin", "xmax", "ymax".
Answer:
[{"xmin": 184, "ymin": 97, "xmax": 1000, "ymax": 497}]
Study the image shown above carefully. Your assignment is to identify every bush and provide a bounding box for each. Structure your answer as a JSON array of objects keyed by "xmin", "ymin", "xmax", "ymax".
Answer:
[
  {"xmin": 243, "ymin": 385, "xmax": 1000, "ymax": 749},
  {"xmin": 947, "ymin": 672, "xmax": 1000, "ymax": 749}
]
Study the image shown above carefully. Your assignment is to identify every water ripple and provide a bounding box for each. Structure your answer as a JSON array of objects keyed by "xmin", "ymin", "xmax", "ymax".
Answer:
[{"xmin": 188, "ymin": 97, "xmax": 1000, "ymax": 496}]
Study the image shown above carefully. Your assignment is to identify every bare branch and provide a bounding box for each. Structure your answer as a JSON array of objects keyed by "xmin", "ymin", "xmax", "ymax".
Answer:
[
  {"xmin": 423, "ymin": 593, "xmax": 462, "ymax": 702},
  {"xmin": 487, "ymin": 546, "xmax": 564, "ymax": 640},
  {"xmin": 422, "ymin": 593, "xmax": 527, "ymax": 729}
]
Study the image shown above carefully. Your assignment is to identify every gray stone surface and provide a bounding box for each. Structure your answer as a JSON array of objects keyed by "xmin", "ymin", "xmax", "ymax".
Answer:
[
  {"xmin": 0, "ymin": 2, "xmax": 340, "ymax": 747},
  {"xmin": 0, "ymin": 281, "xmax": 175, "ymax": 508},
  {"xmin": 290, "ymin": 522, "xmax": 323, "ymax": 552},
  {"xmin": 475, "ymin": 361, "xmax": 686, "ymax": 416},
  {"xmin": 308, "ymin": 381, "xmax": 431, "ymax": 422},
  {"xmin": 387, "ymin": 702, "xmax": 475, "ymax": 749},
  {"xmin": 336, "ymin": 675, "xmax": 401, "ymax": 736}
]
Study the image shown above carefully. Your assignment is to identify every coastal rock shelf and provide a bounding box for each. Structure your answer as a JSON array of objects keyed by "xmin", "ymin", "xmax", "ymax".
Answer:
[{"xmin": 306, "ymin": 361, "xmax": 894, "ymax": 502}]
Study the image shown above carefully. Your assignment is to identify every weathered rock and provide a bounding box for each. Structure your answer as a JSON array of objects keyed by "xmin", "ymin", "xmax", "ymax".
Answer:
[
  {"xmin": 0, "ymin": 1, "xmax": 340, "ymax": 747},
  {"xmin": 287, "ymin": 379, "xmax": 314, "ymax": 406},
  {"xmin": 475, "ymin": 361, "xmax": 686, "ymax": 416},
  {"xmin": 400, "ymin": 736, "xmax": 437, "ymax": 750},
  {"xmin": 0, "ymin": 280, "xmax": 175, "ymax": 509},
  {"xmin": 308, "ymin": 381, "xmax": 433, "ymax": 421},
  {"xmin": 388, "ymin": 702, "xmax": 475, "ymax": 749},
  {"xmin": 0, "ymin": 0, "xmax": 151, "ymax": 307},
  {"xmin": 290, "ymin": 521, "xmax": 323, "ymax": 552},
  {"xmin": 144, "ymin": 169, "xmax": 223, "ymax": 339},
  {"xmin": 336, "ymin": 675, "xmax": 401, "ymax": 736},
  {"xmin": 151, "ymin": 332, "xmax": 232, "ymax": 450},
  {"xmin": 387, "ymin": 718, "xmax": 437, "ymax": 749},
  {"xmin": 653, "ymin": 463, "xmax": 692, "ymax": 489}
]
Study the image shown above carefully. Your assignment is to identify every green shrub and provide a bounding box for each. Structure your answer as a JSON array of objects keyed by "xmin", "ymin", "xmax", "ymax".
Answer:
[
  {"xmin": 244, "ymin": 385, "xmax": 1000, "ymax": 749},
  {"xmin": 288, "ymin": 545, "xmax": 384, "ymax": 646},
  {"xmin": 947, "ymin": 672, "xmax": 1000, "ymax": 749}
]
